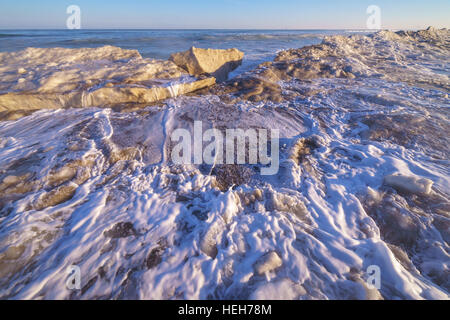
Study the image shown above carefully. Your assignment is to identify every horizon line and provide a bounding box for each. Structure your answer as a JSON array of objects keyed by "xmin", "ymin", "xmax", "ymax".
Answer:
[{"xmin": 0, "ymin": 27, "xmax": 421, "ymax": 31}]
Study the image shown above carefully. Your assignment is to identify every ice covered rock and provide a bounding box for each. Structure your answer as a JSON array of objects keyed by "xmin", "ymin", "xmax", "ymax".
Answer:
[
  {"xmin": 169, "ymin": 47, "xmax": 244, "ymax": 81},
  {"xmin": 0, "ymin": 46, "xmax": 215, "ymax": 115},
  {"xmin": 250, "ymin": 279, "xmax": 306, "ymax": 300},
  {"xmin": 237, "ymin": 28, "xmax": 450, "ymax": 89},
  {"xmin": 254, "ymin": 251, "xmax": 282, "ymax": 275},
  {"xmin": 265, "ymin": 190, "xmax": 309, "ymax": 222},
  {"xmin": 383, "ymin": 174, "xmax": 433, "ymax": 195},
  {"xmin": 83, "ymin": 77, "xmax": 215, "ymax": 107},
  {"xmin": 200, "ymin": 222, "xmax": 223, "ymax": 259}
]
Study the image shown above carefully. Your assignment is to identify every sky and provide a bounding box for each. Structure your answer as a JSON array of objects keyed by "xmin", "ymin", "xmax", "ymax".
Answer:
[{"xmin": 0, "ymin": 0, "xmax": 449, "ymax": 30}]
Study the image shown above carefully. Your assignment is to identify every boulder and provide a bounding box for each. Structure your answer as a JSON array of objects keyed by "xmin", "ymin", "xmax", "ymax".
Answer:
[{"xmin": 169, "ymin": 47, "xmax": 244, "ymax": 82}]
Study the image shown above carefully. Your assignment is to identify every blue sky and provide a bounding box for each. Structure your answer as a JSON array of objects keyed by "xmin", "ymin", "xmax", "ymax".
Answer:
[{"xmin": 0, "ymin": 0, "xmax": 449, "ymax": 29}]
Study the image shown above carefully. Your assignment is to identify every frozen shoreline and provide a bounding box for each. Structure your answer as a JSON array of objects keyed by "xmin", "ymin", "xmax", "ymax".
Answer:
[{"xmin": 0, "ymin": 28, "xmax": 448, "ymax": 300}]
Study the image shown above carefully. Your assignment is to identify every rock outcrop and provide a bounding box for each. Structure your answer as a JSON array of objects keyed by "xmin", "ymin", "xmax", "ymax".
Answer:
[{"xmin": 169, "ymin": 47, "xmax": 244, "ymax": 82}]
